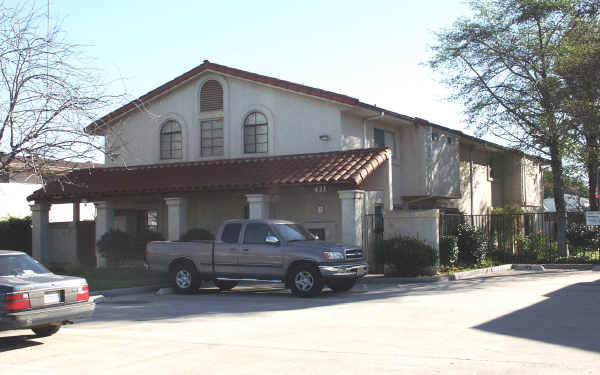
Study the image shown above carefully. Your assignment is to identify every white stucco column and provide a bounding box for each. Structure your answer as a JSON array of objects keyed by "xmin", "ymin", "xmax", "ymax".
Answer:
[
  {"xmin": 338, "ymin": 190, "xmax": 365, "ymax": 247},
  {"xmin": 31, "ymin": 202, "xmax": 50, "ymax": 263},
  {"xmin": 246, "ymin": 194, "xmax": 271, "ymax": 219},
  {"xmin": 94, "ymin": 201, "xmax": 114, "ymax": 268},
  {"xmin": 165, "ymin": 197, "xmax": 188, "ymax": 241}
]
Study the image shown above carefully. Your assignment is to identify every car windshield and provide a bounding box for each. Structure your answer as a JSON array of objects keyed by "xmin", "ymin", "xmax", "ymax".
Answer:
[
  {"xmin": 0, "ymin": 254, "xmax": 51, "ymax": 277},
  {"xmin": 275, "ymin": 224, "xmax": 316, "ymax": 242}
]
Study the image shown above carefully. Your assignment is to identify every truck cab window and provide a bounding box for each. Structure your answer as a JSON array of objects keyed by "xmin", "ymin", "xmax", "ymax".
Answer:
[
  {"xmin": 221, "ymin": 223, "xmax": 242, "ymax": 243},
  {"xmin": 244, "ymin": 223, "xmax": 275, "ymax": 244}
]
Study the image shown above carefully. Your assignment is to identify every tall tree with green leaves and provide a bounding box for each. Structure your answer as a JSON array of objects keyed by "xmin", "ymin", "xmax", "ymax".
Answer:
[
  {"xmin": 429, "ymin": 0, "xmax": 596, "ymax": 255},
  {"xmin": 556, "ymin": 8, "xmax": 600, "ymax": 210}
]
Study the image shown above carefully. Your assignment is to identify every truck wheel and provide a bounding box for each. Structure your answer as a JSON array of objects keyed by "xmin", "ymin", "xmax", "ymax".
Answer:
[
  {"xmin": 32, "ymin": 324, "xmax": 61, "ymax": 337},
  {"xmin": 328, "ymin": 279, "xmax": 356, "ymax": 292},
  {"xmin": 214, "ymin": 280, "xmax": 238, "ymax": 291},
  {"xmin": 288, "ymin": 264, "xmax": 323, "ymax": 297},
  {"xmin": 171, "ymin": 262, "xmax": 199, "ymax": 293}
]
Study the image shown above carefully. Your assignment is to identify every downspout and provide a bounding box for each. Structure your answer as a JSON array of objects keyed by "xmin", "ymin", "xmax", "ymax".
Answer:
[
  {"xmin": 469, "ymin": 146, "xmax": 474, "ymax": 223},
  {"xmin": 362, "ymin": 112, "xmax": 385, "ymax": 148}
]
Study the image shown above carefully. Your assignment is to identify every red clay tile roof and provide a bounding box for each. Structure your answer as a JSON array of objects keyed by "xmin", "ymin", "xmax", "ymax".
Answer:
[
  {"xmin": 28, "ymin": 148, "xmax": 391, "ymax": 202},
  {"xmin": 85, "ymin": 60, "xmax": 362, "ymax": 134}
]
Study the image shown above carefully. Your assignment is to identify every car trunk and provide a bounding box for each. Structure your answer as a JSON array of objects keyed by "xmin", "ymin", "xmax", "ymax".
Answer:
[{"xmin": 2, "ymin": 274, "xmax": 85, "ymax": 309}]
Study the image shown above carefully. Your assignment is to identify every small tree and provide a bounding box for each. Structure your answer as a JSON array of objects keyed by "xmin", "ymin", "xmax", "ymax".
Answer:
[{"xmin": 0, "ymin": 3, "xmax": 122, "ymax": 183}]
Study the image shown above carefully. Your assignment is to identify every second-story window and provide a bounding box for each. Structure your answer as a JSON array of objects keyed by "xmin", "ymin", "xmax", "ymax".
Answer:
[
  {"xmin": 201, "ymin": 119, "xmax": 224, "ymax": 157},
  {"xmin": 160, "ymin": 120, "xmax": 183, "ymax": 160},
  {"xmin": 244, "ymin": 112, "xmax": 268, "ymax": 154}
]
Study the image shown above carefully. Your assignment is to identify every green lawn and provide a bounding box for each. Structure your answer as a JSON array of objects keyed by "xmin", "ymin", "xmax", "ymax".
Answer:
[{"xmin": 55, "ymin": 266, "xmax": 169, "ymax": 292}]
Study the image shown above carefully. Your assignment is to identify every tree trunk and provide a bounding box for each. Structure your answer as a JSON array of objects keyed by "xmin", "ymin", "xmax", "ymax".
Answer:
[
  {"xmin": 549, "ymin": 142, "xmax": 568, "ymax": 257},
  {"xmin": 584, "ymin": 133, "xmax": 599, "ymax": 211}
]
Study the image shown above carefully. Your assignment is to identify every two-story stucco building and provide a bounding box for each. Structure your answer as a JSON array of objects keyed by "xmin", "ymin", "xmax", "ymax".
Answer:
[{"xmin": 28, "ymin": 61, "xmax": 544, "ymax": 267}]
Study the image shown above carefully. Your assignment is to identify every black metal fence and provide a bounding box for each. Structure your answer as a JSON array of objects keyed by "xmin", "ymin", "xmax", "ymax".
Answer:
[{"xmin": 439, "ymin": 212, "xmax": 599, "ymax": 264}]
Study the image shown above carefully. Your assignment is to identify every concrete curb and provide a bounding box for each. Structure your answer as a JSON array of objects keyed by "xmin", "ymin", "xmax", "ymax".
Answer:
[
  {"xmin": 542, "ymin": 264, "xmax": 594, "ymax": 270},
  {"xmin": 360, "ymin": 264, "xmax": 514, "ymax": 285},
  {"xmin": 155, "ymin": 287, "xmax": 174, "ymax": 295},
  {"xmin": 512, "ymin": 264, "xmax": 545, "ymax": 271},
  {"xmin": 91, "ymin": 284, "xmax": 169, "ymax": 297}
]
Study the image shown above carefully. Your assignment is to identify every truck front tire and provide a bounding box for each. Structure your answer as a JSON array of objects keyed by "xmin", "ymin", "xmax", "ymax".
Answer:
[
  {"xmin": 288, "ymin": 264, "xmax": 323, "ymax": 298},
  {"xmin": 171, "ymin": 262, "xmax": 199, "ymax": 293},
  {"xmin": 328, "ymin": 279, "xmax": 356, "ymax": 292}
]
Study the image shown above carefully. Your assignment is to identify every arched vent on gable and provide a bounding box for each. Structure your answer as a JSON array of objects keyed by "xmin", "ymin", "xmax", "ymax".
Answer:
[{"xmin": 200, "ymin": 80, "xmax": 224, "ymax": 112}]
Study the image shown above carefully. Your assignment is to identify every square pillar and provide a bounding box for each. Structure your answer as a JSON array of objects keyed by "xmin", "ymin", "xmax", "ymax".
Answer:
[
  {"xmin": 338, "ymin": 190, "xmax": 365, "ymax": 247},
  {"xmin": 94, "ymin": 201, "xmax": 114, "ymax": 268},
  {"xmin": 31, "ymin": 202, "xmax": 50, "ymax": 263},
  {"xmin": 165, "ymin": 197, "xmax": 188, "ymax": 241},
  {"xmin": 246, "ymin": 194, "xmax": 271, "ymax": 219}
]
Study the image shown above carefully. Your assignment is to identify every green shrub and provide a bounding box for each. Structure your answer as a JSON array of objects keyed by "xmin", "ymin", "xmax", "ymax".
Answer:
[
  {"xmin": 457, "ymin": 223, "xmax": 488, "ymax": 266},
  {"xmin": 516, "ymin": 233, "xmax": 557, "ymax": 262},
  {"xmin": 440, "ymin": 235, "xmax": 459, "ymax": 266},
  {"xmin": 132, "ymin": 230, "xmax": 165, "ymax": 259},
  {"xmin": 96, "ymin": 230, "xmax": 133, "ymax": 266},
  {"xmin": 566, "ymin": 223, "xmax": 600, "ymax": 249},
  {"xmin": 0, "ymin": 216, "xmax": 32, "ymax": 255},
  {"xmin": 374, "ymin": 236, "xmax": 438, "ymax": 276},
  {"xmin": 179, "ymin": 228, "xmax": 215, "ymax": 241}
]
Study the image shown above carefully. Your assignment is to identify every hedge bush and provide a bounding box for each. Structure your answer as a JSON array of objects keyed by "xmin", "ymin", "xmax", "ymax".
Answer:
[
  {"xmin": 456, "ymin": 223, "xmax": 488, "ymax": 266},
  {"xmin": 96, "ymin": 230, "xmax": 132, "ymax": 266},
  {"xmin": 0, "ymin": 216, "xmax": 32, "ymax": 255},
  {"xmin": 374, "ymin": 236, "xmax": 438, "ymax": 277},
  {"xmin": 515, "ymin": 233, "xmax": 557, "ymax": 262},
  {"xmin": 439, "ymin": 235, "xmax": 459, "ymax": 266},
  {"xmin": 179, "ymin": 228, "xmax": 215, "ymax": 241},
  {"xmin": 566, "ymin": 223, "xmax": 600, "ymax": 249},
  {"xmin": 132, "ymin": 230, "xmax": 165, "ymax": 257}
]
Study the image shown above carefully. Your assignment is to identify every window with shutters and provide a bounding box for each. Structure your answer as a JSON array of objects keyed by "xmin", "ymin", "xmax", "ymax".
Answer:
[
  {"xmin": 244, "ymin": 112, "xmax": 268, "ymax": 154},
  {"xmin": 200, "ymin": 80, "xmax": 223, "ymax": 112},
  {"xmin": 200, "ymin": 119, "xmax": 224, "ymax": 157},
  {"xmin": 374, "ymin": 128, "xmax": 396, "ymax": 157},
  {"xmin": 160, "ymin": 120, "xmax": 183, "ymax": 160}
]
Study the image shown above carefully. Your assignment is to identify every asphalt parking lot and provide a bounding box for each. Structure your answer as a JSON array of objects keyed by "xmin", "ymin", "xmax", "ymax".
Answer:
[{"xmin": 1, "ymin": 270, "xmax": 599, "ymax": 375}]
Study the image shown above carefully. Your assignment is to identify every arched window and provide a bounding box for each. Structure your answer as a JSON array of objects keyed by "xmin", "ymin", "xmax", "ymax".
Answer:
[
  {"xmin": 244, "ymin": 112, "xmax": 268, "ymax": 154},
  {"xmin": 160, "ymin": 120, "xmax": 183, "ymax": 160},
  {"xmin": 200, "ymin": 80, "xmax": 223, "ymax": 112}
]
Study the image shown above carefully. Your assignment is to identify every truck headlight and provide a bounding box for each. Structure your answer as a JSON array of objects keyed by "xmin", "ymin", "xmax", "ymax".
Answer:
[{"xmin": 323, "ymin": 251, "xmax": 344, "ymax": 260}]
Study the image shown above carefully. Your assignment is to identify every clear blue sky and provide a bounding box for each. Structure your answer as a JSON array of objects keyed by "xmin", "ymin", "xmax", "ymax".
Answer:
[{"xmin": 17, "ymin": 0, "xmax": 475, "ymax": 134}]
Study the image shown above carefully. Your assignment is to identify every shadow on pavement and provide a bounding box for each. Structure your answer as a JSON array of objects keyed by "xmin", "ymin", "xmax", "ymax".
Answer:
[
  {"xmin": 86, "ymin": 271, "xmax": 589, "ymax": 325},
  {"xmin": 0, "ymin": 334, "xmax": 42, "ymax": 352},
  {"xmin": 475, "ymin": 278, "xmax": 600, "ymax": 353}
]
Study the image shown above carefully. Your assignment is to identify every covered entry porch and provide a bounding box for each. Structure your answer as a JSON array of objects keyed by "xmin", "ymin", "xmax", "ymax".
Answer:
[{"xmin": 28, "ymin": 148, "xmax": 392, "ymax": 268}]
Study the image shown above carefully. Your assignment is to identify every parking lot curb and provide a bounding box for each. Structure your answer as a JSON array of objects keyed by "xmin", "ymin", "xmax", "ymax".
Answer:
[
  {"xmin": 361, "ymin": 264, "xmax": 515, "ymax": 285},
  {"xmin": 511, "ymin": 264, "xmax": 545, "ymax": 271},
  {"xmin": 91, "ymin": 284, "xmax": 169, "ymax": 297}
]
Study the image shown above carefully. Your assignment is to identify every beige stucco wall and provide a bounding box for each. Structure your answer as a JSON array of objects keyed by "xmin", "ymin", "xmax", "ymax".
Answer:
[
  {"xmin": 105, "ymin": 72, "xmax": 345, "ymax": 167},
  {"xmin": 384, "ymin": 209, "xmax": 440, "ymax": 251}
]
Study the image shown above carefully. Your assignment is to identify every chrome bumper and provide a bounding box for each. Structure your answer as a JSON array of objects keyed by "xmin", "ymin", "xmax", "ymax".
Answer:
[
  {"xmin": 1, "ymin": 301, "xmax": 95, "ymax": 331},
  {"xmin": 319, "ymin": 262, "xmax": 368, "ymax": 278}
]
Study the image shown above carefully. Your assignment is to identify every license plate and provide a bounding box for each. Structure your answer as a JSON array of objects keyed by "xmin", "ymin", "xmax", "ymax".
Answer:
[{"xmin": 44, "ymin": 292, "xmax": 61, "ymax": 305}]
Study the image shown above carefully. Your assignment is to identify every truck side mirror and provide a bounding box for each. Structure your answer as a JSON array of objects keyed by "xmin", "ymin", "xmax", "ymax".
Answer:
[{"xmin": 265, "ymin": 235, "xmax": 280, "ymax": 245}]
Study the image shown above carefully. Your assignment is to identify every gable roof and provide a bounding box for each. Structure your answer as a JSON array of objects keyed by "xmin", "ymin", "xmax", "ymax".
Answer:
[
  {"xmin": 85, "ymin": 60, "xmax": 364, "ymax": 134},
  {"xmin": 28, "ymin": 147, "xmax": 391, "ymax": 202}
]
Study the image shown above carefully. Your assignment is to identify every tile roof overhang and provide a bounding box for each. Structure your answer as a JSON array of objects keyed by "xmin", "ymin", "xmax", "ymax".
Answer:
[{"xmin": 28, "ymin": 148, "xmax": 391, "ymax": 203}]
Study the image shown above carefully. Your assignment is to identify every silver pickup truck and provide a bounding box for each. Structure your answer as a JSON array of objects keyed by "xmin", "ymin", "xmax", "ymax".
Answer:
[{"xmin": 146, "ymin": 219, "xmax": 368, "ymax": 297}]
